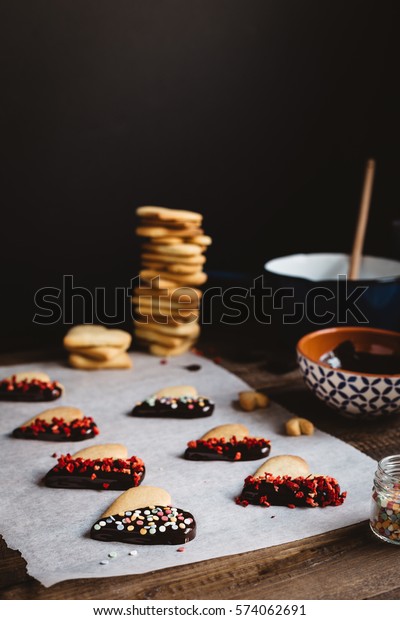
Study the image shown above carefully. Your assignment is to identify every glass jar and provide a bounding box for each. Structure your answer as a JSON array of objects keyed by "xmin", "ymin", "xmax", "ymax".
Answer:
[{"xmin": 370, "ymin": 455, "xmax": 400, "ymax": 545}]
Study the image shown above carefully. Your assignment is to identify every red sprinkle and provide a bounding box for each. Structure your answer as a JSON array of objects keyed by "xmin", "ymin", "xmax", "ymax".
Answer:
[
  {"xmin": 177, "ymin": 547, "xmax": 185, "ymax": 552},
  {"xmin": 237, "ymin": 473, "xmax": 346, "ymax": 508},
  {"xmin": 187, "ymin": 436, "xmax": 270, "ymax": 459},
  {"xmin": 18, "ymin": 416, "xmax": 98, "ymax": 438},
  {"xmin": 50, "ymin": 454, "xmax": 145, "ymax": 487}
]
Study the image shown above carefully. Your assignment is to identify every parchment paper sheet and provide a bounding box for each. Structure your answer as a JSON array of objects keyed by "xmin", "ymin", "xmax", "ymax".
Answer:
[{"xmin": 0, "ymin": 353, "xmax": 376, "ymax": 587}]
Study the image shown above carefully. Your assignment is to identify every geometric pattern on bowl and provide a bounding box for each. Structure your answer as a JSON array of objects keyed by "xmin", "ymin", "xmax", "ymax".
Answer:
[{"xmin": 297, "ymin": 354, "xmax": 400, "ymax": 420}]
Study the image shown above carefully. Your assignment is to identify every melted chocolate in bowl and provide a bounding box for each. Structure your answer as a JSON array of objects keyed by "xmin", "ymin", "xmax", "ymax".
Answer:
[{"xmin": 321, "ymin": 340, "xmax": 400, "ymax": 374}]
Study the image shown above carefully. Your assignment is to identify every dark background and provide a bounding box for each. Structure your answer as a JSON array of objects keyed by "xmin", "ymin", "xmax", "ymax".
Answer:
[{"xmin": 1, "ymin": 1, "xmax": 400, "ymax": 352}]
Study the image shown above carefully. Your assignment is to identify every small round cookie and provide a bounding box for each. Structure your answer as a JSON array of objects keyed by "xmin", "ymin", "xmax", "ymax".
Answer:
[
  {"xmin": 166, "ymin": 264, "xmax": 204, "ymax": 275},
  {"xmin": 149, "ymin": 341, "xmax": 194, "ymax": 357},
  {"xmin": 138, "ymin": 274, "xmax": 179, "ymax": 289},
  {"xmin": 64, "ymin": 325, "xmax": 131, "ymax": 350},
  {"xmin": 136, "ymin": 206, "xmax": 202, "ymax": 224},
  {"xmin": 132, "ymin": 297, "xmax": 200, "ymax": 312},
  {"xmin": 141, "ymin": 262, "xmax": 171, "ymax": 271},
  {"xmin": 142, "ymin": 243, "xmax": 203, "ymax": 257},
  {"xmin": 188, "ymin": 235, "xmax": 212, "ymax": 246},
  {"xmin": 68, "ymin": 351, "xmax": 132, "ymax": 370},
  {"xmin": 150, "ymin": 236, "xmax": 183, "ymax": 245},
  {"xmin": 136, "ymin": 321, "xmax": 200, "ymax": 338},
  {"xmin": 135, "ymin": 328, "xmax": 185, "ymax": 349},
  {"xmin": 136, "ymin": 226, "xmax": 203, "ymax": 238},
  {"xmin": 140, "ymin": 270, "xmax": 207, "ymax": 286},
  {"xmin": 133, "ymin": 286, "xmax": 202, "ymax": 301},
  {"xmin": 134, "ymin": 311, "xmax": 199, "ymax": 325},
  {"xmin": 65, "ymin": 345, "xmax": 128, "ymax": 361},
  {"xmin": 141, "ymin": 252, "xmax": 206, "ymax": 265},
  {"xmin": 254, "ymin": 455, "xmax": 310, "ymax": 479}
]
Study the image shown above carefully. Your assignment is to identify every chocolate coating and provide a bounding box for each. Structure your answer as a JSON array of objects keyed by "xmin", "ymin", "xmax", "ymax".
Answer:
[
  {"xmin": 91, "ymin": 505, "xmax": 196, "ymax": 545},
  {"xmin": 238, "ymin": 474, "xmax": 346, "ymax": 508},
  {"xmin": 0, "ymin": 378, "xmax": 62, "ymax": 402},
  {"xmin": 131, "ymin": 395, "xmax": 214, "ymax": 419},
  {"xmin": 185, "ymin": 437, "xmax": 271, "ymax": 461},
  {"xmin": 12, "ymin": 417, "xmax": 98, "ymax": 442},
  {"xmin": 44, "ymin": 456, "xmax": 145, "ymax": 490}
]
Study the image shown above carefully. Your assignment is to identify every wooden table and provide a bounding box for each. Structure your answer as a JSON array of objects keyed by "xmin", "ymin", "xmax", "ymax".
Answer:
[{"xmin": 1, "ymin": 327, "xmax": 400, "ymax": 600}]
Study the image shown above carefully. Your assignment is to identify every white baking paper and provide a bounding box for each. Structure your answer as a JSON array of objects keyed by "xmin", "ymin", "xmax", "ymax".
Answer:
[{"xmin": 0, "ymin": 352, "xmax": 376, "ymax": 587}]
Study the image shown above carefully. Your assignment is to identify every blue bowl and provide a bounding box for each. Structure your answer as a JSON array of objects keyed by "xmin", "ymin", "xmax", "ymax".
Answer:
[{"xmin": 264, "ymin": 253, "xmax": 400, "ymax": 345}]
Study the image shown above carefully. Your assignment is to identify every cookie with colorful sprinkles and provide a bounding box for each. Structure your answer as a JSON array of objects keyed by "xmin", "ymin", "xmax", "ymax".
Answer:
[
  {"xmin": 236, "ymin": 455, "xmax": 347, "ymax": 508},
  {"xmin": 184, "ymin": 424, "xmax": 271, "ymax": 461},
  {"xmin": 90, "ymin": 486, "xmax": 196, "ymax": 545},
  {"xmin": 44, "ymin": 444, "xmax": 145, "ymax": 490},
  {"xmin": 0, "ymin": 371, "xmax": 64, "ymax": 402},
  {"xmin": 131, "ymin": 385, "xmax": 214, "ymax": 419},
  {"xmin": 12, "ymin": 406, "xmax": 99, "ymax": 441}
]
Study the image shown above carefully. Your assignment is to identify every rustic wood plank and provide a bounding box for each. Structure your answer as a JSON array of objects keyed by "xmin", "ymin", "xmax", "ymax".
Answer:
[{"xmin": 2, "ymin": 524, "xmax": 399, "ymax": 600}]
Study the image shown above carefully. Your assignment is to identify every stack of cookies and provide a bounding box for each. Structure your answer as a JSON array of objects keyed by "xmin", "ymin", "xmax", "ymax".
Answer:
[
  {"xmin": 133, "ymin": 206, "xmax": 212, "ymax": 356},
  {"xmin": 64, "ymin": 325, "xmax": 132, "ymax": 369}
]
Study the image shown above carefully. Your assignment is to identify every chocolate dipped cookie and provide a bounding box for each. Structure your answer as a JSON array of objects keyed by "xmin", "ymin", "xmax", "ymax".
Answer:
[
  {"xmin": 185, "ymin": 424, "xmax": 271, "ymax": 461},
  {"xmin": 91, "ymin": 486, "xmax": 196, "ymax": 545},
  {"xmin": 13, "ymin": 406, "xmax": 99, "ymax": 441},
  {"xmin": 44, "ymin": 444, "xmax": 145, "ymax": 490}
]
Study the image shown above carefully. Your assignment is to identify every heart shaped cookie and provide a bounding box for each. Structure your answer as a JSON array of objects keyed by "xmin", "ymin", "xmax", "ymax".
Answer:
[
  {"xmin": 184, "ymin": 424, "xmax": 271, "ymax": 461},
  {"xmin": 44, "ymin": 444, "xmax": 145, "ymax": 490},
  {"xmin": 0, "ymin": 372, "xmax": 64, "ymax": 402},
  {"xmin": 12, "ymin": 406, "xmax": 99, "ymax": 441},
  {"xmin": 236, "ymin": 455, "xmax": 346, "ymax": 508},
  {"xmin": 90, "ymin": 486, "xmax": 196, "ymax": 545}
]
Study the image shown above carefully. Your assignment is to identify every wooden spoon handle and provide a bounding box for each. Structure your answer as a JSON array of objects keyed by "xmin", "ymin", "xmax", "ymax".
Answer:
[{"xmin": 348, "ymin": 159, "xmax": 376, "ymax": 280}]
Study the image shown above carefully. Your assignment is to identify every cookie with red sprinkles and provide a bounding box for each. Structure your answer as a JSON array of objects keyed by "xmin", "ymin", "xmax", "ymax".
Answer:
[
  {"xmin": 44, "ymin": 444, "xmax": 145, "ymax": 490},
  {"xmin": 13, "ymin": 406, "xmax": 99, "ymax": 442},
  {"xmin": 90, "ymin": 486, "xmax": 196, "ymax": 545},
  {"xmin": 185, "ymin": 423, "xmax": 271, "ymax": 461},
  {"xmin": 0, "ymin": 371, "xmax": 63, "ymax": 402},
  {"xmin": 236, "ymin": 455, "xmax": 346, "ymax": 508}
]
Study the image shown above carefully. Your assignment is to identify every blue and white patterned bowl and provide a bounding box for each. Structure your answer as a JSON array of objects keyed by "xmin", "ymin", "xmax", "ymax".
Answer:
[{"xmin": 297, "ymin": 327, "xmax": 400, "ymax": 420}]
